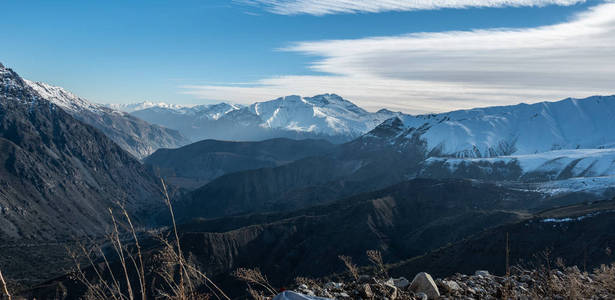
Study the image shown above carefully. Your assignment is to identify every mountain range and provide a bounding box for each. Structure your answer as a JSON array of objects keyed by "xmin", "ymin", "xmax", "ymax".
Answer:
[
  {"xmin": 118, "ymin": 93, "xmax": 615, "ymax": 159},
  {"xmin": 146, "ymin": 95, "xmax": 615, "ymax": 224},
  {"xmin": 122, "ymin": 94, "xmax": 403, "ymax": 143},
  {"xmin": 25, "ymin": 81, "xmax": 189, "ymax": 159},
  {"xmin": 2, "ymin": 60, "xmax": 615, "ymax": 299}
]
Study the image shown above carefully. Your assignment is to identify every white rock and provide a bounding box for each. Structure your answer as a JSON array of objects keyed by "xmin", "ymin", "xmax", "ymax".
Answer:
[
  {"xmin": 386, "ymin": 277, "xmax": 410, "ymax": 289},
  {"xmin": 410, "ymin": 272, "xmax": 440, "ymax": 299},
  {"xmin": 441, "ymin": 280, "xmax": 461, "ymax": 292},
  {"xmin": 324, "ymin": 282, "xmax": 343, "ymax": 289}
]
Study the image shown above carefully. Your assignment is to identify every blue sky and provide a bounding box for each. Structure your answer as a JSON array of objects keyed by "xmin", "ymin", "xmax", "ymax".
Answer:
[{"xmin": 2, "ymin": 0, "xmax": 613, "ymax": 113}]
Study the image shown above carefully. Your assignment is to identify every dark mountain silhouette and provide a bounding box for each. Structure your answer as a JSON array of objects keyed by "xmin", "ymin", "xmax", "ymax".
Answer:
[
  {"xmin": 389, "ymin": 199, "xmax": 615, "ymax": 279},
  {"xmin": 0, "ymin": 63, "xmax": 163, "ymax": 285},
  {"xmin": 170, "ymin": 118, "xmax": 430, "ymax": 222},
  {"xmin": 144, "ymin": 138, "xmax": 336, "ymax": 189}
]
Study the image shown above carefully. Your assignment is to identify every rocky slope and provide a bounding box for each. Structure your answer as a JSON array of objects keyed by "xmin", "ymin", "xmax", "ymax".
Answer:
[
  {"xmin": 26, "ymin": 80, "xmax": 189, "ymax": 159},
  {"xmin": 170, "ymin": 128, "xmax": 428, "ymax": 222},
  {"xmin": 145, "ymin": 138, "xmax": 336, "ymax": 189},
  {"xmin": 0, "ymin": 63, "xmax": 163, "ymax": 284},
  {"xmin": 278, "ymin": 265, "xmax": 615, "ymax": 300},
  {"xmin": 245, "ymin": 200, "xmax": 615, "ymax": 300},
  {"xmin": 170, "ymin": 101, "xmax": 615, "ymax": 223},
  {"xmin": 163, "ymin": 178, "xmax": 551, "ymax": 297},
  {"xmin": 25, "ymin": 178, "xmax": 548, "ymax": 299},
  {"xmin": 20, "ymin": 180, "xmax": 615, "ymax": 299},
  {"xmin": 389, "ymin": 199, "xmax": 615, "ymax": 279}
]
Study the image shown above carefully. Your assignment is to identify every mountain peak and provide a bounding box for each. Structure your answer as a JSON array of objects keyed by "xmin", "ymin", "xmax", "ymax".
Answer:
[
  {"xmin": 1, "ymin": 63, "xmax": 40, "ymax": 105},
  {"xmin": 108, "ymin": 101, "xmax": 189, "ymax": 113},
  {"xmin": 25, "ymin": 80, "xmax": 102, "ymax": 113},
  {"xmin": 361, "ymin": 116, "xmax": 407, "ymax": 140}
]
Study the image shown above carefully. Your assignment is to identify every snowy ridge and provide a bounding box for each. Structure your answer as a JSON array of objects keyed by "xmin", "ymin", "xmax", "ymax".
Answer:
[
  {"xmin": 395, "ymin": 96, "xmax": 615, "ymax": 158},
  {"xmin": 247, "ymin": 94, "xmax": 399, "ymax": 136},
  {"xmin": 426, "ymin": 148, "xmax": 615, "ymax": 178},
  {"xmin": 1, "ymin": 64, "xmax": 41, "ymax": 105},
  {"xmin": 108, "ymin": 101, "xmax": 188, "ymax": 113},
  {"xmin": 127, "ymin": 93, "xmax": 403, "ymax": 139},
  {"xmin": 25, "ymin": 80, "xmax": 109, "ymax": 114},
  {"xmin": 187, "ymin": 103, "xmax": 242, "ymax": 119},
  {"xmin": 22, "ymin": 79, "xmax": 189, "ymax": 158}
]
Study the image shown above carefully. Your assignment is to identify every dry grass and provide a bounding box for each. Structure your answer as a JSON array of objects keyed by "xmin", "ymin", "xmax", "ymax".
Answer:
[
  {"xmin": 366, "ymin": 250, "xmax": 387, "ymax": 279},
  {"xmin": 0, "ymin": 267, "xmax": 11, "ymax": 300},
  {"xmin": 70, "ymin": 178, "xmax": 230, "ymax": 300},
  {"xmin": 593, "ymin": 263, "xmax": 615, "ymax": 294},
  {"xmin": 233, "ymin": 268, "xmax": 277, "ymax": 297},
  {"xmin": 521, "ymin": 247, "xmax": 615, "ymax": 299},
  {"xmin": 338, "ymin": 255, "xmax": 359, "ymax": 281}
]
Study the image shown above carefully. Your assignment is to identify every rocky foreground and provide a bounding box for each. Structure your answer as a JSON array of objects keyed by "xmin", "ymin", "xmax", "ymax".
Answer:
[{"xmin": 267, "ymin": 264, "xmax": 615, "ymax": 300}]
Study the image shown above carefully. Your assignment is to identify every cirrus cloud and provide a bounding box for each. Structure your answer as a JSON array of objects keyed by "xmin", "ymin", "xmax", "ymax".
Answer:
[
  {"xmin": 237, "ymin": 0, "xmax": 586, "ymax": 15},
  {"xmin": 183, "ymin": 2, "xmax": 615, "ymax": 114}
]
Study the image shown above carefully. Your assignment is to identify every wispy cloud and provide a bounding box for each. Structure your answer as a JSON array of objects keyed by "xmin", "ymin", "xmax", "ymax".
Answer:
[
  {"xmin": 184, "ymin": 2, "xmax": 615, "ymax": 114},
  {"xmin": 237, "ymin": 0, "xmax": 586, "ymax": 15}
]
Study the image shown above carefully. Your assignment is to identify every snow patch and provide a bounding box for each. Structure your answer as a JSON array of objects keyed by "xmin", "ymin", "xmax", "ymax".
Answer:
[{"xmin": 540, "ymin": 211, "xmax": 612, "ymax": 223}]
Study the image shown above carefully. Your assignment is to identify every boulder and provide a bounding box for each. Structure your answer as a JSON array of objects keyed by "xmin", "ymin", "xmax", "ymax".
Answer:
[
  {"xmin": 416, "ymin": 292, "xmax": 428, "ymax": 300},
  {"xmin": 410, "ymin": 272, "xmax": 440, "ymax": 299},
  {"xmin": 273, "ymin": 291, "xmax": 332, "ymax": 300},
  {"xmin": 440, "ymin": 280, "xmax": 461, "ymax": 293},
  {"xmin": 324, "ymin": 282, "xmax": 343, "ymax": 290},
  {"xmin": 384, "ymin": 282, "xmax": 398, "ymax": 300},
  {"xmin": 386, "ymin": 277, "xmax": 410, "ymax": 289},
  {"xmin": 475, "ymin": 270, "xmax": 491, "ymax": 277},
  {"xmin": 360, "ymin": 284, "xmax": 374, "ymax": 298}
]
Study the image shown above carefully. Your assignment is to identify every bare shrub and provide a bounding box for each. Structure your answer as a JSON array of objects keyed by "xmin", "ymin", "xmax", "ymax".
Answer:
[
  {"xmin": 233, "ymin": 268, "xmax": 277, "ymax": 299},
  {"xmin": 338, "ymin": 255, "xmax": 359, "ymax": 281},
  {"xmin": 70, "ymin": 179, "xmax": 230, "ymax": 300},
  {"xmin": 366, "ymin": 250, "xmax": 387, "ymax": 279}
]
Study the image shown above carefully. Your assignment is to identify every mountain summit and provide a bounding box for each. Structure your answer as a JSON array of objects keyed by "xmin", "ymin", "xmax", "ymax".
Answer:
[{"xmin": 128, "ymin": 93, "xmax": 403, "ymax": 142}]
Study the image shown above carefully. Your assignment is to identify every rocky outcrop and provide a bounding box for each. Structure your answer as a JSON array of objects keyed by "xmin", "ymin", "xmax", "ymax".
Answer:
[{"xmin": 276, "ymin": 265, "xmax": 615, "ymax": 299}]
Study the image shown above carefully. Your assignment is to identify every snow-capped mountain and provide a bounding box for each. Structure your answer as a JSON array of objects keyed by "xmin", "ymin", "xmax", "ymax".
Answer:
[
  {"xmin": 365, "ymin": 95, "xmax": 615, "ymax": 158},
  {"xmin": 348, "ymin": 95, "xmax": 615, "ymax": 197},
  {"xmin": 107, "ymin": 101, "xmax": 187, "ymax": 113},
  {"xmin": 128, "ymin": 94, "xmax": 403, "ymax": 142},
  {"xmin": 26, "ymin": 81, "xmax": 190, "ymax": 159},
  {"xmin": 248, "ymin": 94, "xmax": 392, "ymax": 137}
]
